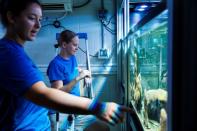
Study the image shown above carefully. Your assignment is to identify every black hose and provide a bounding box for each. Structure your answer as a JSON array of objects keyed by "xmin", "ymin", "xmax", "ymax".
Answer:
[{"xmin": 73, "ymin": 0, "xmax": 91, "ymax": 8}]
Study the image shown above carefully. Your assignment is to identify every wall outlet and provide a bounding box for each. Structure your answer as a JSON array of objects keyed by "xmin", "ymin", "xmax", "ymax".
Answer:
[{"xmin": 98, "ymin": 48, "xmax": 109, "ymax": 59}]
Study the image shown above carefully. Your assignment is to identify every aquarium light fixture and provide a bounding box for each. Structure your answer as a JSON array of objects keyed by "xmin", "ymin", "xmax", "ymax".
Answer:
[{"xmin": 135, "ymin": 4, "xmax": 149, "ymax": 12}]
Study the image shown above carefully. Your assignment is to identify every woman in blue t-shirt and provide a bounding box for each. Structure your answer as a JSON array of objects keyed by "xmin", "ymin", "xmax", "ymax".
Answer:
[
  {"xmin": 47, "ymin": 30, "xmax": 88, "ymax": 97},
  {"xmin": 0, "ymin": 0, "xmax": 132, "ymax": 130},
  {"xmin": 47, "ymin": 30, "xmax": 101, "ymax": 130}
]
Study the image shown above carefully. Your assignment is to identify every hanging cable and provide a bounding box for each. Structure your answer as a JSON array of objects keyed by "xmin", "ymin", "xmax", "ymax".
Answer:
[
  {"xmin": 73, "ymin": 0, "xmax": 92, "ymax": 8},
  {"xmin": 100, "ymin": 19, "xmax": 116, "ymax": 35},
  {"xmin": 42, "ymin": 12, "xmax": 67, "ymax": 22},
  {"xmin": 41, "ymin": 20, "xmax": 65, "ymax": 30},
  {"xmin": 78, "ymin": 46, "xmax": 98, "ymax": 58}
]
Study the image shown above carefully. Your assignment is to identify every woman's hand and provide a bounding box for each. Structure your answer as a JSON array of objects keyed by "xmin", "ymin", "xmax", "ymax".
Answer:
[
  {"xmin": 89, "ymin": 101, "xmax": 133, "ymax": 125},
  {"xmin": 77, "ymin": 69, "xmax": 91, "ymax": 81}
]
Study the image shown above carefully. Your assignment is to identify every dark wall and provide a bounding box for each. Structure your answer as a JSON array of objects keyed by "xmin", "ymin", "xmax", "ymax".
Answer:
[{"xmin": 168, "ymin": 0, "xmax": 197, "ymax": 130}]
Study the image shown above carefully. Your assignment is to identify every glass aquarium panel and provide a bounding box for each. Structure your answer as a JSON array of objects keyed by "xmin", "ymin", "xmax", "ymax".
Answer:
[{"xmin": 128, "ymin": 9, "xmax": 168, "ymax": 131}]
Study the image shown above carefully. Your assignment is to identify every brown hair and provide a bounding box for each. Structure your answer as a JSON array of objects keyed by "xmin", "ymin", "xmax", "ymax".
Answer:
[
  {"xmin": 0, "ymin": 0, "xmax": 41, "ymax": 27},
  {"xmin": 55, "ymin": 30, "xmax": 77, "ymax": 48}
]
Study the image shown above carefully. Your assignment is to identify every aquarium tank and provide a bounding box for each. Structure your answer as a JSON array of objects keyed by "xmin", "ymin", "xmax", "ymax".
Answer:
[{"xmin": 128, "ymin": 9, "xmax": 168, "ymax": 131}]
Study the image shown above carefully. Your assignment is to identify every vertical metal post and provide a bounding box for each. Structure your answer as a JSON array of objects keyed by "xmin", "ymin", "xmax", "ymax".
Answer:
[
  {"xmin": 56, "ymin": 112, "xmax": 59, "ymax": 131},
  {"xmin": 101, "ymin": 0, "xmax": 105, "ymax": 49},
  {"xmin": 85, "ymin": 39, "xmax": 94, "ymax": 98},
  {"xmin": 77, "ymin": 33, "xmax": 94, "ymax": 99}
]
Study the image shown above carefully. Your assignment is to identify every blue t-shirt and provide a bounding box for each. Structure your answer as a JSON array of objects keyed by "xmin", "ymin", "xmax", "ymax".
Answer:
[
  {"xmin": 0, "ymin": 38, "xmax": 50, "ymax": 130},
  {"xmin": 47, "ymin": 55, "xmax": 80, "ymax": 96}
]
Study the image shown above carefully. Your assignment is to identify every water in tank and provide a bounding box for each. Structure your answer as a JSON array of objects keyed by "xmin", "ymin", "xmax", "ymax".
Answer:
[{"xmin": 128, "ymin": 9, "xmax": 168, "ymax": 131}]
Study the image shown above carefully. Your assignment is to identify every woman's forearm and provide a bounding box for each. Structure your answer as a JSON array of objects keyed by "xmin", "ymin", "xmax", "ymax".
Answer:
[
  {"xmin": 59, "ymin": 77, "xmax": 79, "ymax": 93},
  {"xmin": 24, "ymin": 81, "xmax": 92, "ymax": 114},
  {"xmin": 24, "ymin": 81, "xmax": 132, "ymax": 125}
]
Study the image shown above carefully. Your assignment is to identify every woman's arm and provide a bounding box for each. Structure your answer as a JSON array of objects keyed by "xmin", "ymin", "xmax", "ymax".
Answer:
[
  {"xmin": 51, "ymin": 69, "xmax": 91, "ymax": 93},
  {"xmin": 51, "ymin": 80, "xmax": 76, "ymax": 93},
  {"xmin": 24, "ymin": 81, "xmax": 132, "ymax": 125},
  {"xmin": 24, "ymin": 81, "xmax": 90, "ymax": 114}
]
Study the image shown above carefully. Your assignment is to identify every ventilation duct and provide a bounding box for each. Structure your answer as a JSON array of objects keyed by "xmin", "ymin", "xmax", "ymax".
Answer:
[{"xmin": 40, "ymin": 0, "xmax": 72, "ymax": 13}]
